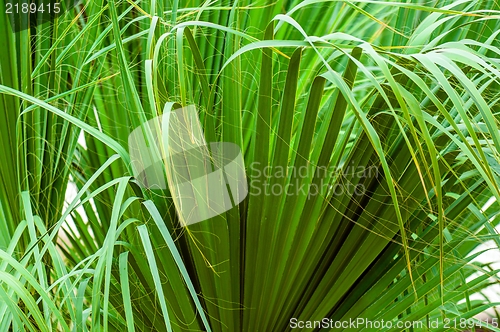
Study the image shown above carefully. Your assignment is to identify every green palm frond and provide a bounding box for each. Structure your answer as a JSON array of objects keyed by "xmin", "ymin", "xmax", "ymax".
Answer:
[{"xmin": 1, "ymin": 0, "xmax": 500, "ymax": 331}]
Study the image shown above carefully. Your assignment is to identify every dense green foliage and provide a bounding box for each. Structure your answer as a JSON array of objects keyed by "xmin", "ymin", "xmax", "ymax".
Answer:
[{"xmin": 1, "ymin": 0, "xmax": 500, "ymax": 331}]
